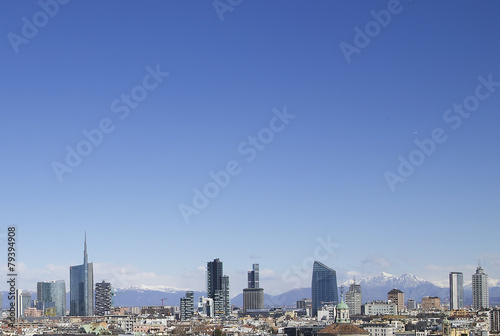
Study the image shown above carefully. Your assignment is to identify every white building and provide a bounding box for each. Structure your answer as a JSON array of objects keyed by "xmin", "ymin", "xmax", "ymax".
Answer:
[
  {"xmin": 363, "ymin": 301, "xmax": 397, "ymax": 316},
  {"xmin": 473, "ymin": 266, "xmax": 489, "ymax": 310},
  {"xmin": 362, "ymin": 324, "xmax": 395, "ymax": 336}
]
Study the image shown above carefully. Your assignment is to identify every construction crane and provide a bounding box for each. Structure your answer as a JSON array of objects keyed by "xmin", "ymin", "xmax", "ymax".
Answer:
[{"xmin": 161, "ymin": 298, "xmax": 168, "ymax": 306}]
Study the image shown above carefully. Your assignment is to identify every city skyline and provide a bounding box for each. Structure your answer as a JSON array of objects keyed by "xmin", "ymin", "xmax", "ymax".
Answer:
[
  {"xmin": 5, "ymin": 236, "xmax": 498, "ymax": 298},
  {"xmin": 2, "ymin": 1, "xmax": 500, "ymax": 299}
]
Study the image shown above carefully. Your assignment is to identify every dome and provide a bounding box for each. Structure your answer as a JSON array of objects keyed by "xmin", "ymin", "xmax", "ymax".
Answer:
[{"xmin": 337, "ymin": 301, "xmax": 349, "ymax": 310}]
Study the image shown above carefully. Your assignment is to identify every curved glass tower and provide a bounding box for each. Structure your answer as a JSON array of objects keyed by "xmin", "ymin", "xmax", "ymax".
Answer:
[{"xmin": 311, "ymin": 261, "xmax": 338, "ymax": 317}]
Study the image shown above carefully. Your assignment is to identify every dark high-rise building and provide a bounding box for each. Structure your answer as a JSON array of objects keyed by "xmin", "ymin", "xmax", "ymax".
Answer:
[
  {"xmin": 95, "ymin": 281, "xmax": 112, "ymax": 316},
  {"xmin": 248, "ymin": 264, "xmax": 259, "ymax": 288},
  {"xmin": 449, "ymin": 272, "xmax": 464, "ymax": 310},
  {"xmin": 207, "ymin": 258, "xmax": 223, "ymax": 299},
  {"xmin": 37, "ymin": 280, "xmax": 66, "ymax": 316},
  {"xmin": 70, "ymin": 234, "xmax": 94, "ymax": 316},
  {"xmin": 180, "ymin": 291, "xmax": 194, "ymax": 321},
  {"xmin": 243, "ymin": 264, "xmax": 264, "ymax": 311},
  {"xmin": 311, "ymin": 261, "xmax": 338, "ymax": 317},
  {"xmin": 207, "ymin": 258, "xmax": 230, "ymax": 316}
]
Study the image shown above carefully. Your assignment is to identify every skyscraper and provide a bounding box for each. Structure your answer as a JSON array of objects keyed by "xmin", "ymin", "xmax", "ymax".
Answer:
[
  {"xmin": 311, "ymin": 261, "xmax": 338, "ymax": 317},
  {"xmin": 207, "ymin": 258, "xmax": 230, "ymax": 316},
  {"xmin": 472, "ymin": 265, "xmax": 489, "ymax": 310},
  {"xmin": 207, "ymin": 258, "xmax": 223, "ymax": 299},
  {"xmin": 449, "ymin": 272, "xmax": 464, "ymax": 310},
  {"xmin": 95, "ymin": 281, "xmax": 112, "ymax": 316},
  {"xmin": 345, "ymin": 282, "xmax": 362, "ymax": 315},
  {"xmin": 70, "ymin": 234, "xmax": 94, "ymax": 316},
  {"xmin": 37, "ymin": 280, "xmax": 66, "ymax": 316},
  {"xmin": 248, "ymin": 264, "xmax": 259, "ymax": 288},
  {"xmin": 243, "ymin": 264, "xmax": 264, "ymax": 311}
]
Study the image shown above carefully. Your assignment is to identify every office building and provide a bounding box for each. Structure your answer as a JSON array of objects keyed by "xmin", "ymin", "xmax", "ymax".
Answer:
[
  {"xmin": 472, "ymin": 265, "xmax": 489, "ymax": 309},
  {"xmin": 95, "ymin": 281, "xmax": 112, "ymax": 316},
  {"xmin": 243, "ymin": 264, "xmax": 264, "ymax": 311},
  {"xmin": 180, "ymin": 291, "xmax": 194, "ymax": 320},
  {"xmin": 311, "ymin": 261, "xmax": 338, "ymax": 317},
  {"xmin": 491, "ymin": 309, "xmax": 500, "ymax": 332},
  {"xmin": 248, "ymin": 264, "xmax": 259, "ymax": 288},
  {"xmin": 70, "ymin": 234, "xmax": 94, "ymax": 316},
  {"xmin": 387, "ymin": 289, "xmax": 404, "ymax": 313},
  {"xmin": 297, "ymin": 298, "xmax": 312, "ymax": 310},
  {"xmin": 449, "ymin": 272, "xmax": 464, "ymax": 310},
  {"xmin": 421, "ymin": 296, "xmax": 441, "ymax": 310},
  {"xmin": 207, "ymin": 258, "xmax": 230, "ymax": 316},
  {"xmin": 15, "ymin": 290, "xmax": 32, "ymax": 318},
  {"xmin": 407, "ymin": 299, "xmax": 416, "ymax": 310},
  {"xmin": 345, "ymin": 282, "xmax": 362, "ymax": 315},
  {"xmin": 198, "ymin": 296, "xmax": 214, "ymax": 318},
  {"xmin": 37, "ymin": 280, "xmax": 66, "ymax": 316},
  {"xmin": 363, "ymin": 300, "xmax": 397, "ymax": 316}
]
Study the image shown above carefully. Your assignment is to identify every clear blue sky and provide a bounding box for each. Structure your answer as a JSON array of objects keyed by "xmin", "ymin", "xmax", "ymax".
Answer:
[{"xmin": 1, "ymin": 0, "xmax": 500, "ymax": 295}]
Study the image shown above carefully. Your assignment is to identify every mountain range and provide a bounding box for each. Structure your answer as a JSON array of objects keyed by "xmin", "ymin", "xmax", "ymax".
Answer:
[{"xmin": 5, "ymin": 273, "xmax": 500, "ymax": 309}]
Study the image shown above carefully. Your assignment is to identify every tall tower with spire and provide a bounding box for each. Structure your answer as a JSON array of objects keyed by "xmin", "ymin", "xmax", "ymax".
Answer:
[{"xmin": 70, "ymin": 234, "xmax": 94, "ymax": 316}]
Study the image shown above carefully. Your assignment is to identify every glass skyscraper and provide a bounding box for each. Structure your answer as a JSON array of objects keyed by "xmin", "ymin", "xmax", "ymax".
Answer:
[
  {"xmin": 70, "ymin": 235, "xmax": 94, "ymax": 316},
  {"xmin": 37, "ymin": 280, "xmax": 66, "ymax": 316},
  {"xmin": 311, "ymin": 261, "xmax": 338, "ymax": 317},
  {"xmin": 449, "ymin": 272, "xmax": 464, "ymax": 310}
]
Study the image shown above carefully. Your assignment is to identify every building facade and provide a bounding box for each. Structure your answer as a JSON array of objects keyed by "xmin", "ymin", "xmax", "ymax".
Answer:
[
  {"xmin": 70, "ymin": 235, "xmax": 94, "ymax": 316},
  {"xmin": 387, "ymin": 289, "xmax": 404, "ymax": 313},
  {"xmin": 95, "ymin": 281, "xmax": 112, "ymax": 316},
  {"xmin": 198, "ymin": 296, "xmax": 214, "ymax": 317},
  {"xmin": 37, "ymin": 280, "xmax": 66, "ymax": 316},
  {"xmin": 180, "ymin": 291, "xmax": 194, "ymax": 320},
  {"xmin": 243, "ymin": 264, "xmax": 264, "ymax": 311},
  {"xmin": 207, "ymin": 258, "xmax": 230, "ymax": 316},
  {"xmin": 472, "ymin": 265, "xmax": 489, "ymax": 310},
  {"xmin": 421, "ymin": 296, "xmax": 441, "ymax": 310},
  {"xmin": 363, "ymin": 301, "xmax": 397, "ymax": 316},
  {"xmin": 312, "ymin": 261, "xmax": 338, "ymax": 317},
  {"xmin": 345, "ymin": 282, "xmax": 362, "ymax": 315},
  {"xmin": 248, "ymin": 264, "xmax": 260, "ymax": 288},
  {"xmin": 449, "ymin": 272, "xmax": 464, "ymax": 310},
  {"xmin": 15, "ymin": 290, "xmax": 32, "ymax": 318}
]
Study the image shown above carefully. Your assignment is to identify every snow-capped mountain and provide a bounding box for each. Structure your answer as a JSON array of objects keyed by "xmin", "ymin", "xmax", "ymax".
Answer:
[
  {"xmin": 352, "ymin": 272, "xmax": 448, "ymax": 303},
  {"xmin": 6, "ymin": 273, "xmax": 499, "ymax": 309},
  {"xmin": 356, "ymin": 272, "xmax": 427, "ymax": 289}
]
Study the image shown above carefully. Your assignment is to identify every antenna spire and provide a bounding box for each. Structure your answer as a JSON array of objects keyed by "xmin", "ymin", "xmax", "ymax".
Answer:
[{"xmin": 84, "ymin": 232, "xmax": 88, "ymax": 264}]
